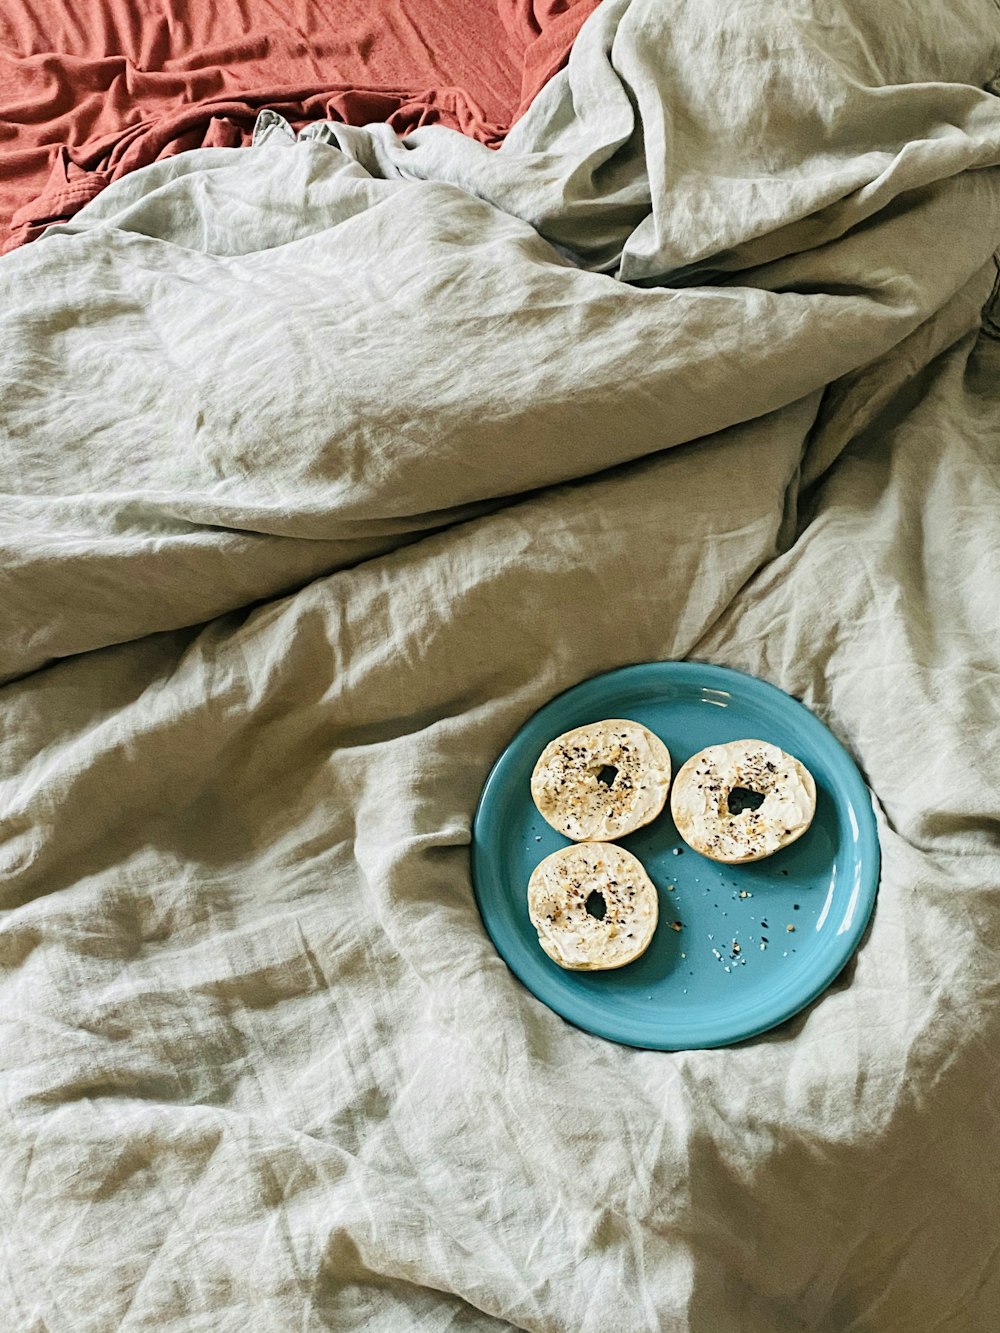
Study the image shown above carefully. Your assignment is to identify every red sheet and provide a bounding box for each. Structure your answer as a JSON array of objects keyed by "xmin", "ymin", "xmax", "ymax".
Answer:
[{"xmin": 0, "ymin": 0, "xmax": 598, "ymax": 253}]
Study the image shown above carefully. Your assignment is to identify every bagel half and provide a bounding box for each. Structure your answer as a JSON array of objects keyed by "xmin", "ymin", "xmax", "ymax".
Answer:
[
  {"xmin": 670, "ymin": 739, "xmax": 816, "ymax": 863},
  {"xmin": 530, "ymin": 719, "xmax": 671, "ymax": 841},
  {"xmin": 527, "ymin": 842, "xmax": 659, "ymax": 970}
]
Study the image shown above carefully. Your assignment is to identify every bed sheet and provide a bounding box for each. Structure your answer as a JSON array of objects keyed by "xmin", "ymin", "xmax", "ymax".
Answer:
[{"xmin": 0, "ymin": 0, "xmax": 597, "ymax": 251}]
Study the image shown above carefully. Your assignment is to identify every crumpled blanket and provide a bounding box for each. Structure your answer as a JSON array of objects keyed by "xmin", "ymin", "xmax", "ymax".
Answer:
[{"xmin": 2, "ymin": 1, "xmax": 1000, "ymax": 1329}]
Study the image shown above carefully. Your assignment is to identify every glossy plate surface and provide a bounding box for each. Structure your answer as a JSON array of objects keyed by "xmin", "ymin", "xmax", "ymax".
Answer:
[{"xmin": 471, "ymin": 662, "xmax": 879, "ymax": 1049}]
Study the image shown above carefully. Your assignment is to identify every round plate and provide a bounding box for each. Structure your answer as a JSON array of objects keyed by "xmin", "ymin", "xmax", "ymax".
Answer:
[{"xmin": 471, "ymin": 662, "xmax": 879, "ymax": 1050}]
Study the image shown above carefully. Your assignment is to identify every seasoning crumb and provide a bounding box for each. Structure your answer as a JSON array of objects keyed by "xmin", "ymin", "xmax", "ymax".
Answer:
[
  {"xmin": 732, "ymin": 941, "xmax": 741, "ymax": 954},
  {"xmin": 759, "ymin": 942, "xmax": 766, "ymax": 951},
  {"xmin": 669, "ymin": 921, "xmax": 683, "ymax": 932},
  {"xmin": 786, "ymin": 924, "xmax": 795, "ymax": 933},
  {"xmin": 738, "ymin": 890, "xmax": 752, "ymax": 899}
]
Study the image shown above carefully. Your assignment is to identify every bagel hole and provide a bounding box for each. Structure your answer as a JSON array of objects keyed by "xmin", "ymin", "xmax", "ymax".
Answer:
[
  {"xmin": 596, "ymin": 764, "xmax": 618, "ymax": 787},
  {"xmin": 585, "ymin": 890, "xmax": 607, "ymax": 920},
  {"xmin": 728, "ymin": 786, "xmax": 766, "ymax": 816}
]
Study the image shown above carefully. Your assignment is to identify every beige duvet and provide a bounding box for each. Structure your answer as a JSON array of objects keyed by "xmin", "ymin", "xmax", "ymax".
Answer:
[{"xmin": 2, "ymin": 1, "xmax": 1000, "ymax": 1329}]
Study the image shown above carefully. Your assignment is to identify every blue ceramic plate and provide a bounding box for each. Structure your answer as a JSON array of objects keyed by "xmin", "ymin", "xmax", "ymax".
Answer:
[{"xmin": 471, "ymin": 662, "xmax": 879, "ymax": 1050}]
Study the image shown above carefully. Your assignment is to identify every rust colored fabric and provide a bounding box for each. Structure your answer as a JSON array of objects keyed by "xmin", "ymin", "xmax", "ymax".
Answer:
[{"xmin": 0, "ymin": 0, "xmax": 599, "ymax": 252}]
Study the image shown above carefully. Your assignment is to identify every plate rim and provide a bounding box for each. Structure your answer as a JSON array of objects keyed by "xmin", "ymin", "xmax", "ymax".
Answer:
[{"xmin": 470, "ymin": 659, "xmax": 881, "ymax": 1050}]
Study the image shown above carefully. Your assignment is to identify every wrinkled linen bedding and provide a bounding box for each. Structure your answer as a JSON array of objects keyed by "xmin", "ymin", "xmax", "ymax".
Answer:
[{"xmin": 2, "ymin": 1, "xmax": 1000, "ymax": 1329}]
